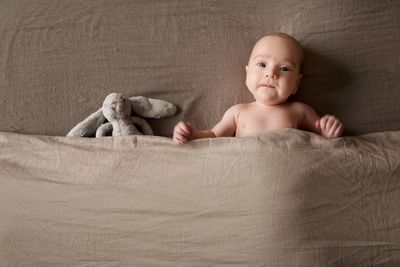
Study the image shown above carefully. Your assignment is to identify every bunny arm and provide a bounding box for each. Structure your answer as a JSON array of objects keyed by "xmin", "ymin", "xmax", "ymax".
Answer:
[
  {"xmin": 95, "ymin": 122, "xmax": 113, "ymax": 137},
  {"xmin": 67, "ymin": 108, "xmax": 106, "ymax": 137},
  {"xmin": 129, "ymin": 96, "xmax": 177, "ymax": 119},
  {"xmin": 95, "ymin": 117, "xmax": 153, "ymax": 137},
  {"xmin": 131, "ymin": 116, "xmax": 154, "ymax": 135}
]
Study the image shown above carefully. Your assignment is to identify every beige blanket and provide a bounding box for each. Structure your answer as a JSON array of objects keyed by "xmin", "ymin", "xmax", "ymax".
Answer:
[{"xmin": 1, "ymin": 129, "xmax": 399, "ymax": 266}]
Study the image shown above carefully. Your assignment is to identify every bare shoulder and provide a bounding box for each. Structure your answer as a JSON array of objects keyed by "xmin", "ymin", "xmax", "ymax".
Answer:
[
  {"xmin": 224, "ymin": 103, "xmax": 248, "ymax": 117},
  {"xmin": 229, "ymin": 103, "xmax": 249, "ymax": 111},
  {"xmin": 289, "ymin": 101, "xmax": 320, "ymax": 131},
  {"xmin": 212, "ymin": 104, "xmax": 244, "ymax": 137},
  {"xmin": 289, "ymin": 101, "xmax": 316, "ymax": 114},
  {"xmin": 290, "ymin": 101, "xmax": 310, "ymax": 110}
]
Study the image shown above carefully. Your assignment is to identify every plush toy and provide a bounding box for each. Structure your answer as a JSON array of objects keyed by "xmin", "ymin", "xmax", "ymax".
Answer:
[{"xmin": 67, "ymin": 93, "xmax": 177, "ymax": 137}]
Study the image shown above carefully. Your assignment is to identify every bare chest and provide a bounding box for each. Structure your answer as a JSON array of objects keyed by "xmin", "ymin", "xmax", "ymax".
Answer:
[{"xmin": 235, "ymin": 108, "xmax": 300, "ymax": 137}]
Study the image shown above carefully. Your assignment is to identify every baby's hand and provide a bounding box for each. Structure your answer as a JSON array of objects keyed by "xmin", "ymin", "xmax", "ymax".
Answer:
[
  {"xmin": 173, "ymin": 121, "xmax": 193, "ymax": 144},
  {"xmin": 316, "ymin": 115, "xmax": 343, "ymax": 139}
]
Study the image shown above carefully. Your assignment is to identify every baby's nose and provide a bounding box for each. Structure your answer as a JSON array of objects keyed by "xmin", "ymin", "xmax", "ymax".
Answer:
[{"xmin": 265, "ymin": 71, "xmax": 277, "ymax": 79}]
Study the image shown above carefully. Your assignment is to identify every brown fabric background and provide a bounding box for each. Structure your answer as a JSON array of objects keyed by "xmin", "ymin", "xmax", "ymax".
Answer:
[{"xmin": 0, "ymin": 0, "xmax": 399, "ymax": 137}]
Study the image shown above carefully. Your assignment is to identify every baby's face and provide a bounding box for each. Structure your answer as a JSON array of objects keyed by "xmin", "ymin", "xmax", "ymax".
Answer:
[{"xmin": 245, "ymin": 36, "xmax": 302, "ymax": 106}]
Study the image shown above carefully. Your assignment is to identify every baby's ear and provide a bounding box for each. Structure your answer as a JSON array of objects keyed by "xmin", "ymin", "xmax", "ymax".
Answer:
[
  {"xmin": 297, "ymin": 74, "xmax": 303, "ymax": 83},
  {"xmin": 298, "ymin": 73, "xmax": 303, "ymax": 81}
]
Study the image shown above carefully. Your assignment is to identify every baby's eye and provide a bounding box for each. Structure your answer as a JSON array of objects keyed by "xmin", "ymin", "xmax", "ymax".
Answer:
[
  {"xmin": 280, "ymin": 66, "xmax": 289, "ymax": 72},
  {"xmin": 256, "ymin": 63, "xmax": 266, "ymax": 68}
]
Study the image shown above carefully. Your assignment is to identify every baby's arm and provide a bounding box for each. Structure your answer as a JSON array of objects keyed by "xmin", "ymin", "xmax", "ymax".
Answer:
[
  {"xmin": 173, "ymin": 121, "xmax": 215, "ymax": 144},
  {"xmin": 173, "ymin": 105, "xmax": 238, "ymax": 144},
  {"xmin": 295, "ymin": 102, "xmax": 343, "ymax": 138}
]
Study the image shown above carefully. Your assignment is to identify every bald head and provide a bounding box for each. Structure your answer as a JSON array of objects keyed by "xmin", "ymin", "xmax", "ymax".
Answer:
[{"xmin": 250, "ymin": 32, "xmax": 304, "ymax": 73}]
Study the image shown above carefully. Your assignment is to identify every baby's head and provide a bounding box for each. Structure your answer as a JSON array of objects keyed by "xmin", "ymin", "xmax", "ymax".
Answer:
[{"xmin": 245, "ymin": 32, "xmax": 304, "ymax": 106}]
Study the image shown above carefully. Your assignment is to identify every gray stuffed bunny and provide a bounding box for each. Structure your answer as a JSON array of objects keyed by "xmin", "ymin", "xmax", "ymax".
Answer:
[{"xmin": 67, "ymin": 93, "xmax": 177, "ymax": 137}]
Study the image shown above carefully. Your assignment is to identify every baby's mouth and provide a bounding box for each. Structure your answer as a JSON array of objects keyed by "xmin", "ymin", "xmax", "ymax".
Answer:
[{"xmin": 259, "ymin": 84, "xmax": 276, "ymax": 89}]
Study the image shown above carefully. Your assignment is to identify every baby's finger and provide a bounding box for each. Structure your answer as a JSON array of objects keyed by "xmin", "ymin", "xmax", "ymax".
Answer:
[
  {"xmin": 173, "ymin": 133, "xmax": 186, "ymax": 144},
  {"xmin": 175, "ymin": 124, "xmax": 190, "ymax": 136},
  {"xmin": 179, "ymin": 136, "xmax": 189, "ymax": 144},
  {"xmin": 178, "ymin": 122, "xmax": 192, "ymax": 135},
  {"xmin": 173, "ymin": 137, "xmax": 181, "ymax": 144},
  {"xmin": 333, "ymin": 124, "xmax": 343, "ymax": 138},
  {"xmin": 319, "ymin": 117, "xmax": 328, "ymax": 131},
  {"xmin": 330, "ymin": 122, "xmax": 344, "ymax": 138},
  {"xmin": 327, "ymin": 120, "xmax": 340, "ymax": 137},
  {"xmin": 181, "ymin": 125, "xmax": 192, "ymax": 136},
  {"xmin": 173, "ymin": 138, "xmax": 182, "ymax": 144},
  {"xmin": 175, "ymin": 127, "xmax": 186, "ymax": 137},
  {"xmin": 176, "ymin": 131, "xmax": 187, "ymax": 140},
  {"xmin": 325, "ymin": 116, "xmax": 336, "ymax": 132}
]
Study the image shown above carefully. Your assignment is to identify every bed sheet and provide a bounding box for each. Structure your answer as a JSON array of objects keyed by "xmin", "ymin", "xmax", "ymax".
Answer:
[{"xmin": 1, "ymin": 129, "xmax": 399, "ymax": 266}]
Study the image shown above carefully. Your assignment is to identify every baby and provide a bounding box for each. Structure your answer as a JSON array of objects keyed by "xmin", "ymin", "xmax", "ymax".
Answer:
[{"xmin": 173, "ymin": 32, "xmax": 343, "ymax": 144}]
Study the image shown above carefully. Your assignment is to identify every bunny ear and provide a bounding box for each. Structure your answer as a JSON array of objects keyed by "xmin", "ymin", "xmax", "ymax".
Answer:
[
  {"xmin": 128, "ymin": 96, "xmax": 177, "ymax": 119},
  {"xmin": 66, "ymin": 108, "xmax": 106, "ymax": 137}
]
